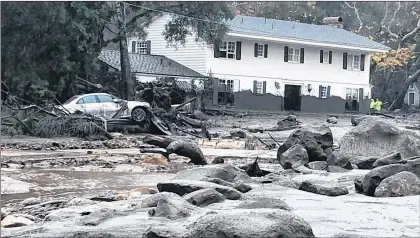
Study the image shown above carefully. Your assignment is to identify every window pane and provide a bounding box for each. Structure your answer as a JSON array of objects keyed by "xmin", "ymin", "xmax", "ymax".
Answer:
[
  {"xmin": 288, "ymin": 48, "xmax": 293, "ymax": 55},
  {"xmin": 228, "ymin": 42, "xmax": 235, "ymax": 53},
  {"xmin": 97, "ymin": 95, "xmax": 114, "ymax": 103},
  {"xmin": 227, "ymin": 53, "xmax": 235, "ymax": 59},
  {"xmin": 65, "ymin": 96, "xmax": 79, "ymax": 104},
  {"xmin": 82, "ymin": 96, "xmax": 97, "ymax": 104},
  {"xmin": 323, "ymin": 52, "xmax": 329, "ymax": 63},
  {"xmin": 258, "ymin": 44, "xmax": 263, "ymax": 56},
  {"xmin": 219, "ymin": 51, "xmax": 227, "ymax": 58},
  {"xmin": 220, "ymin": 42, "xmax": 227, "ymax": 50}
]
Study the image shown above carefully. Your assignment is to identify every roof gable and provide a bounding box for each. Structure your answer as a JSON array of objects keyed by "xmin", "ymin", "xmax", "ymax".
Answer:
[
  {"xmin": 228, "ymin": 15, "xmax": 390, "ymax": 51},
  {"xmin": 98, "ymin": 50, "xmax": 204, "ymax": 78}
]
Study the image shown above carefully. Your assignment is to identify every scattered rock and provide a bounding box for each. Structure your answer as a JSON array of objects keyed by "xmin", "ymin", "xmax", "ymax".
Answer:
[
  {"xmin": 172, "ymin": 164, "xmax": 251, "ymax": 183},
  {"xmin": 229, "ymin": 128, "xmax": 250, "ymax": 138},
  {"xmin": 186, "ymin": 209, "xmax": 315, "ymax": 238},
  {"xmin": 240, "ymin": 158, "xmax": 268, "ymax": 177},
  {"xmin": 215, "ymin": 131, "xmax": 232, "ymax": 139},
  {"xmin": 362, "ymin": 164, "xmax": 407, "ymax": 196},
  {"xmin": 327, "ymin": 153, "xmax": 353, "ymax": 169},
  {"xmin": 183, "ymin": 188, "xmax": 225, "ymax": 207},
  {"xmin": 277, "ymin": 125, "xmax": 333, "ymax": 162},
  {"xmin": 327, "ymin": 117, "xmax": 338, "ymax": 124},
  {"xmin": 279, "ymin": 144, "xmax": 309, "ymax": 169},
  {"xmin": 128, "ymin": 192, "xmax": 143, "ymax": 200},
  {"xmin": 286, "ymin": 115, "xmax": 297, "ymax": 122},
  {"xmin": 211, "ymin": 157, "xmax": 224, "ymax": 164},
  {"xmin": 299, "ymin": 180, "xmax": 349, "ymax": 196},
  {"xmin": 142, "ymin": 153, "xmax": 169, "ymax": 166},
  {"xmin": 1, "ymin": 209, "xmax": 7, "ymax": 221},
  {"xmin": 372, "ymin": 152, "xmax": 403, "ymax": 169},
  {"xmin": 143, "ymin": 227, "xmax": 185, "ymax": 238},
  {"xmin": 273, "ymin": 177, "xmax": 300, "ymax": 189},
  {"xmin": 157, "ymin": 180, "xmax": 242, "ymax": 200},
  {"xmin": 150, "ymin": 198, "xmax": 197, "ymax": 220},
  {"xmin": 114, "ymin": 194, "xmax": 128, "ymax": 201},
  {"xmin": 129, "ymin": 187, "xmax": 158, "ymax": 195},
  {"xmin": 236, "ymin": 198, "xmax": 291, "ymax": 211},
  {"xmin": 374, "ymin": 171, "xmax": 420, "ymax": 197},
  {"xmin": 308, "ymin": 161, "xmax": 327, "ymax": 170},
  {"xmin": 21, "ymin": 197, "xmax": 41, "ymax": 207},
  {"xmin": 79, "ymin": 208, "xmax": 121, "ymax": 226},
  {"xmin": 340, "ymin": 118, "xmax": 420, "ymax": 158},
  {"xmin": 66, "ymin": 198, "xmax": 97, "ymax": 207},
  {"xmin": 233, "ymin": 182, "xmax": 252, "ymax": 193},
  {"xmin": 141, "ymin": 192, "xmax": 187, "ymax": 208},
  {"xmin": 327, "ymin": 166, "xmax": 350, "ymax": 173},
  {"xmin": 354, "ymin": 177, "xmax": 364, "ymax": 193},
  {"xmin": 166, "ymin": 140, "xmax": 207, "ymax": 165},
  {"xmin": 405, "ymin": 158, "xmax": 420, "ymax": 177},
  {"xmin": 349, "ymin": 156, "xmax": 378, "ymax": 169},
  {"xmin": 63, "ymin": 232, "xmax": 118, "ymax": 238},
  {"xmin": 350, "ymin": 115, "xmax": 370, "ymax": 126},
  {"xmin": 1, "ymin": 215, "xmax": 34, "ymax": 228},
  {"xmin": 110, "ymin": 132, "xmax": 124, "ymax": 138}
]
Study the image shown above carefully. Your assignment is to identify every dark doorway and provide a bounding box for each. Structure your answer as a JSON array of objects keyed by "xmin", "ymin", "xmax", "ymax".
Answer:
[{"xmin": 284, "ymin": 84, "xmax": 301, "ymax": 111}]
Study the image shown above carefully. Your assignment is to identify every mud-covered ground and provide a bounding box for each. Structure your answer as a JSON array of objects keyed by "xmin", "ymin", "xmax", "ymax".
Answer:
[{"xmin": 1, "ymin": 113, "xmax": 419, "ymax": 237}]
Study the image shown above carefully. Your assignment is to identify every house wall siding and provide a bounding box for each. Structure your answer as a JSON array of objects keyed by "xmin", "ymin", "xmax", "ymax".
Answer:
[{"xmin": 404, "ymin": 85, "xmax": 420, "ymax": 106}]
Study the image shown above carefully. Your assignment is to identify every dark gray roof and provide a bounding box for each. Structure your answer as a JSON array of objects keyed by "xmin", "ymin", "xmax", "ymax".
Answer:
[
  {"xmin": 98, "ymin": 50, "xmax": 204, "ymax": 78},
  {"xmin": 228, "ymin": 15, "xmax": 390, "ymax": 51}
]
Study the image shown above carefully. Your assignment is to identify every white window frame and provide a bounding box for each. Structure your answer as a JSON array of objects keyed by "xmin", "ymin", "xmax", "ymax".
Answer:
[
  {"xmin": 136, "ymin": 41, "xmax": 148, "ymax": 54},
  {"xmin": 320, "ymin": 86, "xmax": 327, "ymax": 98},
  {"xmin": 323, "ymin": 51, "xmax": 329, "ymax": 64},
  {"xmin": 256, "ymin": 81, "xmax": 263, "ymax": 94},
  {"xmin": 409, "ymin": 83, "xmax": 414, "ymax": 89},
  {"xmin": 346, "ymin": 88, "xmax": 359, "ymax": 101},
  {"xmin": 218, "ymin": 79, "xmax": 234, "ymax": 91},
  {"xmin": 347, "ymin": 54, "xmax": 361, "ymax": 70},
  {"xmin": 408, "ymin": 92, "xmax": 415, "ymax": 105},
  {"xmin": 257, "ymin": 44, "xmax": 264, "ymax": 57},
  {"xmin": 288, "ymin": 47, "xmax": 300, "ymax": 63},
  {"xmin": 219, "ymin": 41, "xmax": 236, "ymax": 59}
]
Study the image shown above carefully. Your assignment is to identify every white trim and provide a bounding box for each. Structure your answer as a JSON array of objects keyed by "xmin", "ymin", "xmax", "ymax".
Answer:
[{"xmin": 228, "ymin": 32, "xmax": 389, "ymax": 53}]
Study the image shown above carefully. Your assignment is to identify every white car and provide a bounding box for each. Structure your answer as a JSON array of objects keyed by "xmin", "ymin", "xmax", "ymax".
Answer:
[{"xmin": 57, "ymin": 93, "xmax": 151, "ymax": 123}]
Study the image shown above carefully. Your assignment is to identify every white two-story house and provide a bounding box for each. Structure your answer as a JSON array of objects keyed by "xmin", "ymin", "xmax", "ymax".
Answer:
[{"xmin": 127, "ymin": 14, "xmax": 390, "ymax": 113}]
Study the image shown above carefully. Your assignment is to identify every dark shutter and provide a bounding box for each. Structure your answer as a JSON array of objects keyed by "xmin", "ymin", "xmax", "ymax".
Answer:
[
  {"xmin": 132, "ymin": 41, "xmax": 136, "ymax": 53},
  {"xmin": 360, "ymin": 54, "xmax": 365, "ymax": 71},
  {"xmin": 236, "ymin": 41, "xmax": 242, "ymax": 60},
  {"xmin": 327, "ymin": 86, "xmax": 331, "ymax": 98},
  {"xmin": 319, "ymin": 85, "xmax": 323, "ymax": 98},
  {"xmin": 146, "ymin": 40, "xmax": 151, "ymax": 54},
  {"xmin": 343, "ymin": 53, "xmax": 348, "ymax": 69},
  {"xmin": 329, "ymin": 51, "xmax": 332, "ymax": 64},
  {"xmin": 212, "ymin": 78, "xmax": 218, "ymax": 105},
  {"xmin": 263, "ymin": 81, "xmax": 267, "ymax": 94},
  {"xmin": 359, "ymin": 88, "xmax": 364, "ymax": 102},
  {"xmin": 300, "ymin": 48, "xmax": 305, "ymax": 63},
  {"xmin": 254, "ymin": 43, "xmax": 258, "ymax": 57},
  {"xmin": 320, "ymin": 50, "xmax": 324, "ymax": 63},
  {"xmin": 284, "ymin": 46, "xmax": 289, "ymax": 62},
  {"xmin": 214, "ymin": 42, "xmax": 220, "ymax": 58},
  {"xmin": 264, "ymin": 44, "xmax": 268, "ymax": 58},
  {"xmin": 253, "ymin": 81, "xmax": 257, "ymax": 94}
]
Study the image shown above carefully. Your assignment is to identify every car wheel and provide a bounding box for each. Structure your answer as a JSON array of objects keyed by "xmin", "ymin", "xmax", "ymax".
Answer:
[{"xmin": 131, "ymin": 107, "xmax": 147, "ymax": 122}]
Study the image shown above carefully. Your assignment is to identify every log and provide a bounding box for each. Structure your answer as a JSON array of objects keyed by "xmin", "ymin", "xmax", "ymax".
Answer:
[
  {"xmin": 143, "ymin": 135, "xmax": 176, "ymax": 149},
  {"xmin": 139, "ymin": 148, "xmax": 169, "ymax": 159},
  {"xmin": 166, "ymin": 140, "xmax": 207, "ymax": 165},
  {"xmin": 178, "ymin": 115, "xmax": 207, "ymax": 128}
]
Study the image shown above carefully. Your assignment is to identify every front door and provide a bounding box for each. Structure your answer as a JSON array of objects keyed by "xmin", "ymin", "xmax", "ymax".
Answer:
[
  {"xmin": 409, "ymin": 93, "xmax": 415, "ymax": 105},
  {"xmin": 284, "ymin": 84, "xmax": 302, "ymax": 111}
]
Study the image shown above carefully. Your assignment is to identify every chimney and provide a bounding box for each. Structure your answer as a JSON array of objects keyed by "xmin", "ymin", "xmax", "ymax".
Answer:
[{"xmin": 322, "ymin": 17, "xmax": 343, "ymax": 29}]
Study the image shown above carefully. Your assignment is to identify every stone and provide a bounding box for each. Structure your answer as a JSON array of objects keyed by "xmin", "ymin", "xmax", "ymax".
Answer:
[
  {"xmin": 157, "ymin": 180, "xmax": 242, "ymax": 200},
  {"xmin": 308, "ymin": 161, "xmax": 327, "ymax": 170},
  {"xmin": 372, "ymin": 152, "xmax": 403, "ymax": 169},
  {"xmin": 362, "ymin": 164, "xmax": 407, "ymax": 196},
  {"xmin": 273, "ymin": 177, "xmax": 300, "ymax": 189},
  {"xmin": 229, "ymin": 128, "xmax": 250, "ymax": 138},
  {"xmin": 374, "ymin": 171, "xmax": 420, "ymax": 197},
  {"xmin": 327, "ymin": 166, "xmax": 350, "ymax": 173},
  {"xmin": 1, "ymin": 215, "xmax": 34, "ymax": 228},
  {"xmin": 128, "ymin": 192, "xmax": 143, "ymax": 200},
  {"xmin": 240, "ymin": 158, "xmax": 270, "ymax": 177},
  {"xmin": 327, "ymin": 153, "xmax": 353, "ymax": 169},
  {"xmin": 236, "ymin": 198, "xmax": 291, "ymax": 211},
  {"xmin": 110, "ymin": 132, "xmax": 124, "ymax": 138},
  {"xmin": 233, "ymin": 182, "xmax": 252, "ymax": 193},
  {"xmin": 66, "ymin": 198, "xmax": 97, "ymax": 207},
  {"xmin": 299, "ymin": 180, "xmax": 349, "ymax": 196},
  {"xmin": 350, "ymin": 115, "xmax": 370, "ymax": 126},
  {"xmin": 79, "ymin": 208, "xmax": 122, "ymax": 226},
  {"xmin": 211, "ymin": 157, "xmax": 224, "ymax": 164},
  {"xmin": 279, "ymin": 144, "xmax": 309, "ymax": 169},
  {"xmin": 141, "ymin": 192, "xmax": 189, "ymax": 208},
  {"xmin": 172, "ymin": 164, "xmax": 251, "ymax": 183},
  {"xmin": 142, "ymin": 153, "xmax": 169, "ymax": 166},
  {"xmin": 203, "ymin": 177, "xmax": 234, "ymax": 187},
  {"xmin": 166, "ymin": 140, "xmax": 207, "ymax": 165},
  {"xmin": 277, "ymin": 125, "xmax": 333, "ymax": 162},
  {"xmin": 186, "ymin": 209, "xmax": 315, "ymax": 238},
  {"xmin": 340, "ymin": 118, "xmax": 420, "ymax": 158},
  {"xmin": 150, "ymin": 199, "xmax": 195, "ymax": 220},
  {"xmin": 354, "ymin": 177, "xmax": 364, "ymax": 193},
  {"xmin": 183, "ymin": 188, "xmax": 225, "ymax": 207},
  {"xmin": 129, "ymin": 187, "xmax": 158, "ymax": 194},
  {"xmin": 349, "ymin": 156, "xmax": 379, "ymax": 169},
  {"xmin": 143, "ymin": 227, "xmax": 185, "ymax": 238},
  {"xmin": 114, "ymin": 194, "xmax": 128, "ymax": 201},
  {"xmin": 193, "ymin": 110, "xmax": 207, "ymax": 120},
  {"xmin": 327, "ymin": 117, "xmax": 338, "ymax": 124},
  {"xmin": 21, "ymin": 197, "xmax": 41, "ymax": 206},
  {"xmin": 215, "ymin": 131, "xmax": 232, "ymax": 139},
  {"xmin": 1, "ymin": 209, "xmax": 7, "ymax": 221},
  {"xmin": 404, "ymin": 158, "xmax": 420, "ymax": 177},
  {"xmin": 286, "ymin": 115, "xmax": 297, "ymax": 122},
  {"xmin": 63, "ymin": 232, "xmax": 118, "ymax": 238}
]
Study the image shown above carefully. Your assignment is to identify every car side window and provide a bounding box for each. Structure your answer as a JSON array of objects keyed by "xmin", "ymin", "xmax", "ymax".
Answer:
[
  {"xmin": 79, "ymin": 95, "xmax": 98, "ymax": 104},
  {"xmin": 76, "ymin": 98, "xmax": 84, "ymax": 104},
  {"xmin": 97, "ymin": 95, "xmax": 114, "ymax": 103}
]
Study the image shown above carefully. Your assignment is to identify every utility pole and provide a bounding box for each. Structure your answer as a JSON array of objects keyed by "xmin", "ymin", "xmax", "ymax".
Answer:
[{"xmin": 118, "ymin": 1, "xmax": 134, "ymax": 100}]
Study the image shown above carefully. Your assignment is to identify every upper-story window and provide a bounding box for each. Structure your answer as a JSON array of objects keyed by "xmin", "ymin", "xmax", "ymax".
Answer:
[
  {"xmin": 284, "ymin": 46, "xmax": 304, "ymax": 63},
  {"xmin": 288, "ymin": 48, "xmax": 300, "ymax": 63},
  {"xmin": 254, "ymin": 43, "xmax": 268, "ymax": 58},
  {"xmin": 219, "ymin": 79, "xmax": 234, "ymax": 91},
  {"xmin": 409, "ymin": 83, "xmax": 414, "ymax": 89},
  {"xmin": 131, "ymin": 40, "xmax": 151, "ymax": 54},
  {"xmin": 320, "ymin": 50, "xmax": 332, "ymax": 64},
  {"xmin": 219, "ymin": 41, "xmax": 236, "ymax": 59},
  {"xmin": 343, "ymin": 53, "xmax": 365, "ymax": 71}
]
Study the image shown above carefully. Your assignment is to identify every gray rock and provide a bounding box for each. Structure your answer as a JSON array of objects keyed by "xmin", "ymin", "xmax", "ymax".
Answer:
[
  {"xmin": 157, "ymin": 180, "xmax": 242, "ymax": 200},
  {"xmin": 21, "ymin": 197, "xmax": 41, "ymax": 207},
  {"xmin": 183, "ymin": 188, "xmax": 225, "ymax": 207},
  {"xmin": 327, "ymin": 117, "xmax": 338, "ymax": 124},
  {"xmin": 186, "ymin": 209, "xmax": 314, "ymax": 238},
  {"xmin": 340, "ymin": 118, "xmax": 420, "ymax": 158},
  {"xmin": 150, "ymin": 199, "xmax": 195, "ymax": 220},
  {"xmin": 172, "ymin": 164, "xmax": 251, "ymax": 183},
  {"xmin": 202, "ymin": 177, "xmax": 233, "ymax": 187},
  {"xmin": 79, "ymin": 208, "xmax": 121, "ymax": 226},
  {"xmin": 166, "ymin": 140, "xmax": 207, "ymax": 165},
  {"xmin": 211, "ymin": 157, "xmax": 224, "ymax": 164},
  {"xmin": 66, "ymin": 198, "xmax": 97, "ymax": 207},
  {"xmin": 349, "ymin": 156, "xmax": 378, "ymax": 169},
  {"xmin": 350, "ymin": 115, "xmax": 370, "ymax": 126},
  {"xmin": 354, "ymin": 177, "xmax": 364, "ymax": 193},
  {"xmin": 236, "ymin": 198, "xmax": 291, "ymax": 211},
  {"xmin": 277, "ymin": 125, "xmax": 333, "ymax": 162},
  {"xmin": 233, "ymin": 182, "xmax": 252, "ymax": 193},
  {"xmin": 141, "ymin": 192, "xmax": 191, "ymax": 208},
  {"xmin": 374, "ymin": 171, "xmax": 420, "ymax": 197},
  {"xmin": 327, "ymin": 153, "xmax": 353, "ymax": 169},
  {"xmin": 1, "ymin": 215, "xmax": 34, "ymax": 228},
  {"xmin": 299, "ymin": 180, "xmax": 349, "ymax": 196},
  {"xmin": 308, "ymin": 161, "xmax": 327, "ymax": 170},
  {"xmin": 279, "ymin": 144, "xmax": 309, "ymax": 169},
  {"xmin": 327, "ymin": 165, "xmax": 351, "ymax": 173},
  {"xmin": 143, "ymin": 227, "xmax": 186, "ymax": 238},
  {"xmin": 229, "ymin": 128, "xmax": 250, "ymax": 138},
  {"xmin": 63, "ymin": 232, "xmax": 117, "ymax": 238},
  {"xmin": 372, "ymin": 152, "xmax": 403, "ymax": 169},
  {"xmin": 273, "ymin": 177, "xmax": 300, "ymax": 189},
  {"xmin": 404, "ymin": 158, "xmax": 420, "ymax": 177},
  {"xmin": 362, "ymin": 164, "xmax": 407, "ymax": 196},
  {"xmin": 216, "ymin": 131, "xmax": 232, "ymax": 139}
]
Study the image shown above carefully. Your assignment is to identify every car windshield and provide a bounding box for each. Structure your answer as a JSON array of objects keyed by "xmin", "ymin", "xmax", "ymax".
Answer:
[{"xmin": 64, "ymin": 96, "xmax": 79, "ymax": 104}]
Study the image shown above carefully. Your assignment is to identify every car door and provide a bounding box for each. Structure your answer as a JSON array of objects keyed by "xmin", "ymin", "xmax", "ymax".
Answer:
[
  {"xmin": 76, "ymin": 95, "xmax": 101, "ymax": 115},
  {"xmin": 96, "ymin": 94, "xmax": 120, "ymax": 117}
]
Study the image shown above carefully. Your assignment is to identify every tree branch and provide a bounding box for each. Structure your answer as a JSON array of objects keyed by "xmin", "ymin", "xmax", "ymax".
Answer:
[
  {"xmin": 344, "ymin": 2, "xmax": 363, "ymax": 33},
  {"xmin": 386, "ymin": 2, "xmax": 401, "ymax": 39},
  {"xmin": 401, "ymin": 18, "xmax": 420, "ymax": 43},
  {"xmin": 379, "ymin": 2, "xmax": 389, "ymax": 33}
]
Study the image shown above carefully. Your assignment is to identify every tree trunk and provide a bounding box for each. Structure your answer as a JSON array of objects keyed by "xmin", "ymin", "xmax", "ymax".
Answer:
[
  {"xmin": 119, "ymin": 37, "xmax": 133, "ymax": 100},
  {"xmin": 389, "ymin": 68, "xmax": 420, "ymax": 110}
]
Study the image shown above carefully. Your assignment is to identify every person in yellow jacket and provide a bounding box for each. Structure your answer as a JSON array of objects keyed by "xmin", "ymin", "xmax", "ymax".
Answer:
[
  {"xmin": 374, "ymin": 98, "xmax": 382, "ymax": 112},
  {"xmin": 369, "ymin": 99, "xmax": 376, "ymax": 114}
]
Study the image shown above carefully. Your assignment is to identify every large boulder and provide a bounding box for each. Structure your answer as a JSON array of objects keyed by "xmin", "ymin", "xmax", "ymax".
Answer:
[
  {"xmin": 349, "ymin": 156, "xmax": 379, "ymax": 169},
  {"xmin": 350, "ymin": 115, "xmax": 371, "ymax": 126},
  {"xmin": 236, "ymin": 198, "xmax": 291, "ymax": 211},
  {"xmin": 326, "ymin": 153, "xmax": 353, "ymax": 169},
  {"xmin": 374, "ymin": 171, "xmax": 420, "ymax": 197},
  {"xmin": 404, "ymin": 158, "xmax": 420, "ymax": 177},
  {"xmin": 299, "ymin": 181, "xmax": 349, "ymax": 196},
  {"xmin": 277, "ymin": 125, "xmax": 333, "ymax": 162},
  {"xmin": 172, "ymin": 164, "xmax": 251, "ymax": 183},
  {"xmin": 372, "ymin": 152, "xmax": 403, "ymax": 169},
  {"xmin": 308, "ymin": 161, "xmax": 327, "ymax": 170},
  {"xmin": 278, "ymin": 144, "xmax": 309, "ymax": 169},
  {"xmin": 186, "ymin": 209, "xmax": 315, "ymax": 238},
  {"xmin": 354, "ymin": 177, "xmax": 364, "ymax": 193},
  {"xmin": 362, "ymin": 164, "xmax": 407, "ymax": 196},
  {"xmin": 183, "ymin": 188, "xmax": 225, "ymax": 207},
  {"xmin": 340, "ymin": 118, "xmax": 420, "ymax": 158},
  {"xmin": 1, "ymin": 215, "xmax": 34, "ymax": 228},
  {"xmin": 157, "ymin": 180, "xmax": 242, "ymax": 200}
]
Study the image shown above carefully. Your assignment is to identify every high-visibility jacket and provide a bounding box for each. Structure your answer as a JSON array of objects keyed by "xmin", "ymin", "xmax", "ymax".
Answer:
[
  {"xmin": 375, "ymin": 100, "xmax": 382, "ymax": 111},
  {"xmin": 369, "ymin": 99, "xmax": 375, "ymax": 109}
]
